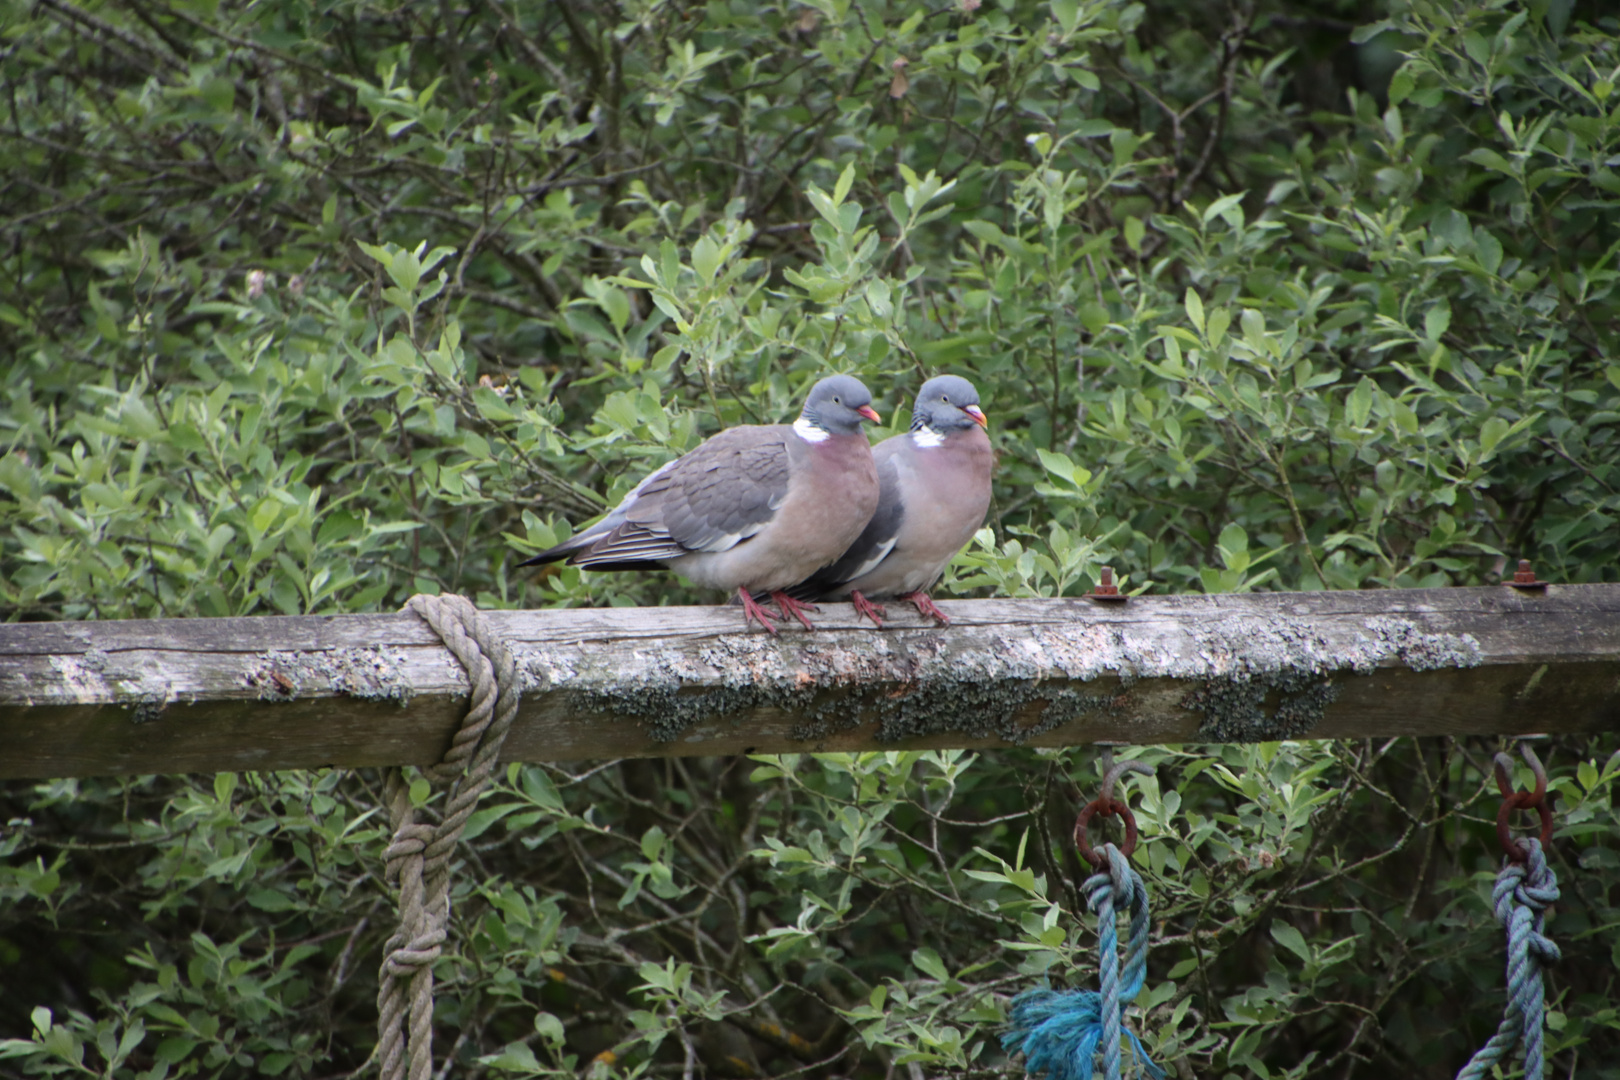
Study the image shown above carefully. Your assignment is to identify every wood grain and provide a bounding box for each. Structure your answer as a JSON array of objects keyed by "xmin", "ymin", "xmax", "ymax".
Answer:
[{"xmin": 2, "ymin": 585, "xmax": 1617, "ymax": 778}]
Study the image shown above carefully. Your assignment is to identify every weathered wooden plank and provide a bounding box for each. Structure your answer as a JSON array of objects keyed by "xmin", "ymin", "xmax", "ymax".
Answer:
[{"xmin": 1, "ymin": 585, "xmax": 1617, "ymax": 779}]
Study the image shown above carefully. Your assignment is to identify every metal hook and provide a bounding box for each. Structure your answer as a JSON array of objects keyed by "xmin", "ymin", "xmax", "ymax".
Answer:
[
  {"xmin": 1100, "ymin": 759, "xmax": 1154, "ymax": 804},
  {"xmin": 1074, "ymin": 753, "xmax": 1154, "ymax": 869},
  {"xmin": 1493, "ymin": 742, "xmax": 1554, "ymax": 864},
  {"xmin": 1492, "ymin": 744, "xmax": 1547, "ymax": 806}
]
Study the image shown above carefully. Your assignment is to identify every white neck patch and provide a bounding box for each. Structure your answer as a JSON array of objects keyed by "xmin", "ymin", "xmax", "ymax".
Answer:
[
  {"xmin": 793, "ymin": 416, "xmax": 829, "ymax": 443},
  {"xmin": 911, "ymin": 427, "xmax": 945, "ymax": 448}
]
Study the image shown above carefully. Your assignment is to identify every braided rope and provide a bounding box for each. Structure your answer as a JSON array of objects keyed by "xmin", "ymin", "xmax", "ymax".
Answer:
[
  {"xmin": 378, "ymin": 594, "xmax": 523, "ymax": 1080},
  {"xmin": 1003, "ymin": 844, "xmax": 1164, "ymax": 1080},
  {"xmin": 1455, "ymin": 838, "xmax": 1561, "ymax": 1080}
]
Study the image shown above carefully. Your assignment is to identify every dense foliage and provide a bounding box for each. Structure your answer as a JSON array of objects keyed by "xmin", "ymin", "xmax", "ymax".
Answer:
[{"xmin": 2, "ymin": 0, "xmax": 1618, "ymax": 1077}]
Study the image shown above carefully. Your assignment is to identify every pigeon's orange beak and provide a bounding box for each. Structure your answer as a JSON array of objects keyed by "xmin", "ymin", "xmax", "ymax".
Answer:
[
  {"xmin": 964, "ymin": 404, "xmax": 988, "ymax": 428},
  {"xmin": 857, "ymin": 404, "xmax": 882, "ymax": 424}
]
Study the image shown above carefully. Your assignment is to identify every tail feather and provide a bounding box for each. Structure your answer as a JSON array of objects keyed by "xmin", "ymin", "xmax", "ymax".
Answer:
[
  {"xmin": 516, "ymin": 520, "xmax": 684, "ymax": 571},
  {"xmin": 516, "ymin": 535, "xmax": 591, "ymax": 567},
  {"xmin": 516, "ymin": 519, "xmax": 617, "ymax": 567}
]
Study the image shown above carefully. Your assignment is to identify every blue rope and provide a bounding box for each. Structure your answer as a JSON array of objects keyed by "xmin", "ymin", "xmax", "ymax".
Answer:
[
  {"xmin": 1455, "ymin": 838, "xmax": 1561, "ymax": 1080},
  {"xmin": 1003, "ymin": 844, "xmax": 1165, "ymax": 1080}
]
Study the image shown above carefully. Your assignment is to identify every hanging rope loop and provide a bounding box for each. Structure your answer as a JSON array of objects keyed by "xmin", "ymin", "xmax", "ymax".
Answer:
[
  {"xmin": 1457, "ymin": 744, "xmax": 1562, "ymax": 1080},
  {"xmin": 1006, "ymin": 758, "xmax": 1163, "ymax": 1080},
  {"xmin": 1004, "ymin": 842, "xmax": 1165, "ymax": 1080},
  {"xmin": 377, "ymin": 593, "xmax": 524, "ymax": 1080}
]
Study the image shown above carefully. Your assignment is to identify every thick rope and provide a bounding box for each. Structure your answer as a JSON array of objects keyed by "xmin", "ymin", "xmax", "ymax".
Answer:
[
  {"xmin": 1003, "ymin": 844, "xmax": 1165, "ymax": 1080},
  {"xmin": 1455, "ymin": 838, "xmax": 1561, "ymax": 1080},
  {"xmin": 378, "ymin": 594, "xmax": 522, "ymax": 1080}
]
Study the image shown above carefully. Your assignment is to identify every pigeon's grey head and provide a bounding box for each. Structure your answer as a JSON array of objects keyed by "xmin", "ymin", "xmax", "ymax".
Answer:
[
  {"xmin": 801, "ymin": 374, "xmax": 882, "ymax": 435},
  {"xmin": 911, "ymin": 375, "xmax": 987, "ymax": 432}
]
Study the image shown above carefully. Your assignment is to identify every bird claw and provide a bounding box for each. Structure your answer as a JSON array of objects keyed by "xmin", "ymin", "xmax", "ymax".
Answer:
[
  {"xmin": 849, "ymin": 590, "xmax": 887, "ymax": 628},
  {"xmin": 737, "ymin": 589, "xmax": 780, "ymax": 634},
  {"xmin": 901, "ymin": 591, "xmax": 950, "ymax": 626},
  {"xmin": 770, "ymin": 591, "xmax": 819, "ymax": 631}
]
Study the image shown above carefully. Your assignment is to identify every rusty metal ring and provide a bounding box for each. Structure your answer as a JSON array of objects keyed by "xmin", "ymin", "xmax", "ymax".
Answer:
[
  {"xmin": 1074, "ymin": 796, "xmax": 1138, "ymax": 868},
  {"xmin": 1496, "ymin": 789, "xmax": 1554, "ymax": 864}
]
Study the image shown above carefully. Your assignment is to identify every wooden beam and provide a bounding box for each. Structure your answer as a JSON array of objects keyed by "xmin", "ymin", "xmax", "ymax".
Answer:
[{"xmin": 1, "ymin": 585, "xmax": 1617, "ymax": 779}]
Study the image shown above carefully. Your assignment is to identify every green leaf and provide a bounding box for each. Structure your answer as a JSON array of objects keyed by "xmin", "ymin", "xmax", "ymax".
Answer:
[
  {"xmin": 1202, "ymin": 192, "xmax": 1246, "ymax": 225},
  {"xmin": 1217, "ymin": 523, "xmax": 1248, "ymax": 563},
  {"xmin": 691, "ymin": 235, "xmax": 721, "ymax": 284},
  {"xmin": 1184, "ymin": 288, "xmax": 1205, "ymax": 334},
  {"xmin": 155, "ymin": 1037, "xmax": 197, "ymax": 1065},
  {"xmin": 1388, "ymin": 63, "xmax": 1416, "ymax": 104},
  {"xmin": 1463, "ymin": 147, "xmax": 1514, "ymax": 175},
  {"xmin": 1348, "ymin": 376, "xmax": 1375, "ymax": 429},
  {"xmin": 1423, "ymin": 304, "xmax": 1451, "ymax": 342},
  {"xmin": 912, "ymin": 947, "xmax": 949, "ymax": 981},
  {"xmin": 1271, "ymin": 920, "xmax": 1312, "ymax": 963},
  {"xmin": 1124, "ymin": 215, "xmax": 1145, "ymax": 253},
  {"xmin": 1240, "ymin": 308, "xmax": 1266, "ymax": 348},
  {"xmin": 1478, "ymin": 416, "xmax": 1509, "ymax": 460},
  {"xmin": 1036, "ymin": 448, "xmax": 1076, "ymax": 486},
  {"xmin": 534, "ymin": 1012, "xmax": 566, "ymax": 1045},
  {"xmin": 866, "ymin": 279, "xmax": 892, "ymax": 318},
  {"xmin": 833, "ymin": 161, "xmax": 856, "ymax": 206},
  {"xmin": 1350, "ymin": 19, "xmax": 1395, "ymax": 44},
  {"xmin": 1475, "ymin": 228, "xmax": 1504, "ymax": 275},
  {"xmin": 246, "ymin": 888, "xmax": 296, "ymax": 912}
]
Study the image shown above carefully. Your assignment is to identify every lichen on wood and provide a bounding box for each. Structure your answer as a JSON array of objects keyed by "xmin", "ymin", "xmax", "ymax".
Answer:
[
  {"xmin": 517, "ymin": 608, "xmax": 1502, "ymax": 747},
  {"xmin": 246, "ymin": 646, "xmax": 415, "ymax": 705}
]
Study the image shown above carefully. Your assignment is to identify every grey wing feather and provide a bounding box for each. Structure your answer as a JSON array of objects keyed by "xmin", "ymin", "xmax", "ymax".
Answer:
[
  {"xmin": 519, "ymin": 458, "xmax": 682, "ymax": 568},
  {"xmin": 566, "ymin": 427, "xmax": 792, "ymax": 567}
]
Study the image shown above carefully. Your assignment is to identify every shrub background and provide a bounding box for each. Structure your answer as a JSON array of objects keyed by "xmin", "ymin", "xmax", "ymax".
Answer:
[{"xmin": 2, "ymin": 0, "xmax": 1618, "ymax": 1077}]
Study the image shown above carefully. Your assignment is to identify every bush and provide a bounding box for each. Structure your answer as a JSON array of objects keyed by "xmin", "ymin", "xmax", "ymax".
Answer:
[{"xmin": 2, "ymin": 0, "xmax": 1618, "ymax": 1077}]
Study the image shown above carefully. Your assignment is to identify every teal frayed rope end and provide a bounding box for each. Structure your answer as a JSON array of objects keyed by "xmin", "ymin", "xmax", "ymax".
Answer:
[{"xmin": 1003, "ymin": 987, "xmax": 1166, "ymax": 1080}]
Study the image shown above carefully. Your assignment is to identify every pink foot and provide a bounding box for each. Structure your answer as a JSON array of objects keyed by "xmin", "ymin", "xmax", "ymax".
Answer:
[
  {"xmin": 901, "ymin": 590, "xmax": 950, "ymax": 626},
  {"xmin": 849, "ymin": 590, "xmax": 887, "ymax": 628},
  {"xmin": 770, "ymin": 591, "xmax": 820, "ymax": 631},
  {"xmin": 737, "ymin": 588, "xmax": 780, "ymax": 634}
]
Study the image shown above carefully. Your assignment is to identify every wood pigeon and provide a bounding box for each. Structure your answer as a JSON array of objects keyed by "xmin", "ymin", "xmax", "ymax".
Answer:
[
  {"xmin": 787, "ymin": 374, "xmax": 991, "ymax": 627},
  {"xmin": 519, "ymin": 375, "xmax": 882, "ymax": 633}
]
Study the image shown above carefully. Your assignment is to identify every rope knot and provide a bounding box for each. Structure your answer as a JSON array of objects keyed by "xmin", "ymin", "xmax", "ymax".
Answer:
[
  {"xmin": 1081, "ymin": 868, "xmax": 1116, "ymax": 915},
  {"xmin": 1512, "ymin": 849, "xmax": 1560, "ymax": 909},
  {"xmin": 1455, "ymin": 837, "xmax": 1561, "ymax": 1080},
  {"xmin": 377, "ymin": 593, "xmax": 522, "ymax": 1080},
  {"xmin": 382, "ymin": 929, "xmax": 448, "ymax": 977},
  {"xmin": 383, "ymin": 822, "xmax": 435, "ymax": 878},
  {"xmin": 1006, "ymin": 843, "xmax": 1163, "ymax": 1080}
]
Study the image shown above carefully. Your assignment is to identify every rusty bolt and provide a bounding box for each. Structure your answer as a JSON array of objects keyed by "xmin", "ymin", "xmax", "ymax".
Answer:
[
  {"xmin": 1090, "ymin": 566, "xmax": 1128, "ymax": 603},
  {"xmin": 1508, "ymin": 559, "xmax": 1548, "ymax": 591}
]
